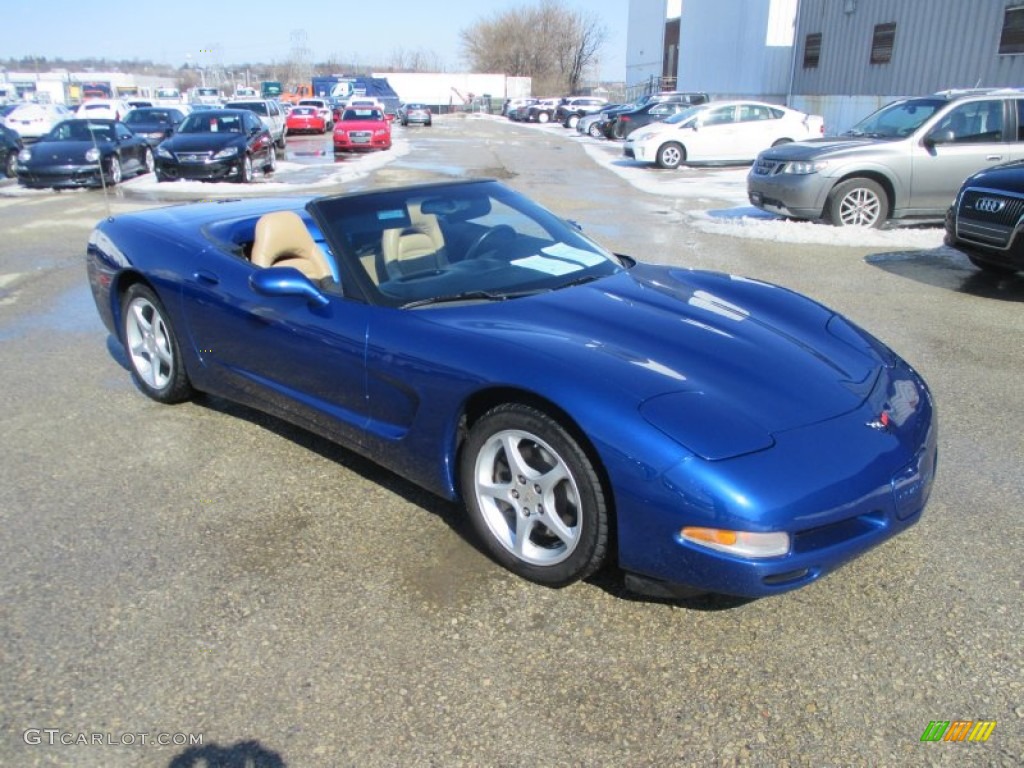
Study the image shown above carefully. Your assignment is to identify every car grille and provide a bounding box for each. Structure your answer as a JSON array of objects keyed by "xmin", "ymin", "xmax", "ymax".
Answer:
[
  {"xmin": 349, "ymin": 131, "xmax": 372, "ymax": 143},
  {"xmin": 955, "ymin": 187, "xmax": 1024, "ymax": 249},
  {"xmin": 752, "ymin": 157, "xmax": 785, "ymax": 176},
  {"xmin": 177, "ymin": 152, "xmax": 211, "ymax": 163}
]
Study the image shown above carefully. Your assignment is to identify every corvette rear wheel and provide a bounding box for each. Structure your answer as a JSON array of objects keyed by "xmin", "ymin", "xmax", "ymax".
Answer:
[
  {"xmin": 121, "ymin": 284, "xmax": 193, "ymax": 404},
  {"xmin": 460, "ymin": 404, "xmax": 609, "ymax": 587}
]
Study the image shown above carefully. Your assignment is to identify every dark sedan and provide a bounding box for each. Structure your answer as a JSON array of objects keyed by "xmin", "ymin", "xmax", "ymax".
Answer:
[
  {"xmin": 16, "ymin": 118, "xmax": 153, "ymax": 189},
  {"xmin": 605, "ymin": 101, "xmax": 693, "ymax": 140},
  {"xmin": 154, "ymin": 109, "xmax": 276, "ymax": 183},
  {"xmin": 122, "ymin": 107, "xmax": 188, "ymax": 148},
  {"xmin": 1, "ymin": 123, "xmax": 23, "ymax": 178},
  {"xmin": 945, "ymin": 160, "xmax": 1024, "ymax": 275}
]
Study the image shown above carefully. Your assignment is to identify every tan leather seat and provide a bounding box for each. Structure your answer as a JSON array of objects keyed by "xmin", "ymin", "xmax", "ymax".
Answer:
[
  {"xmin": 380, "ymin": 203, "xmax": 446, "ymax": 278},
  {"xmin": 251, "ymin": 211, "xmax": 333, "ymax": 281}
]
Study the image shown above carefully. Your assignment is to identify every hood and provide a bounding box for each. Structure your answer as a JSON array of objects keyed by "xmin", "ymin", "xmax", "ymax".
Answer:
[
  {"xmin": 163, "ymin": 132, "xmax": 244, "ymax": 153},
  {"xmin": 758, "ymin": 136, "xmax": 895, "ymax": 161},
  {"xmin": 961, "ymin": 159, "xmax": 1024, "ymax": 193},
  {"xmin": 428, "ymin": 264, "xmax": 887, "ymax": 438},
  {"xmin": 28, "ymin": 139, "xmax": 110, "ymax": 164}
]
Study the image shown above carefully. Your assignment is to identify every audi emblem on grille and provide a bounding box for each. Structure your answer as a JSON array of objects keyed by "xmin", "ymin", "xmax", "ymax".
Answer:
[{"xmin": 974, "ymin": 197, "xmax": 1005, "ymax": 214}]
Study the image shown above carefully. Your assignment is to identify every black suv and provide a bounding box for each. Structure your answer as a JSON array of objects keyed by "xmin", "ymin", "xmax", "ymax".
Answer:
[
  {"xmin": 604, "ymin": 92, "xmax": 710, "ymax": 140},
  {"xmin": 945, "ymin": 161, "xmax": 1024, "ymax": 275}
]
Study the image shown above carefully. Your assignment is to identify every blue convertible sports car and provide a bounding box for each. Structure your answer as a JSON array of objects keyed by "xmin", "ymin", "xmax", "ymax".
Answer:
[{"xmin": 86, "ymin": 180, "xmax": 937, "ymax": 598}]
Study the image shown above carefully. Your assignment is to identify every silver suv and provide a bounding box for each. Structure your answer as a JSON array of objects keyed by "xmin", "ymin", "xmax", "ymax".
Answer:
[
  {"xmin": 223, "ymin": 99, "xmax": 287, "ymax": 149},
  {"xmin": 747, "ymin": 89, "xmax": 1024, "ymax": 227}
]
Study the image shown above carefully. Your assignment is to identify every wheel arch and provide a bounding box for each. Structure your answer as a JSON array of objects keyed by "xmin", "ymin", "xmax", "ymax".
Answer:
[
  {"xmin": 825, "ymin": 170, "xmax": 895, "ymax": 220},
  {"xmin": 452, "ymin": 386, "xmax": 617, "ymax": 535}
]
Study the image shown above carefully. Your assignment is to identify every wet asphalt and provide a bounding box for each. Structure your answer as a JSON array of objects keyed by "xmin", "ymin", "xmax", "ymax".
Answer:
[{"xmin": 0, "ymin": 114, "xmax": 1021, "ymax": 767}]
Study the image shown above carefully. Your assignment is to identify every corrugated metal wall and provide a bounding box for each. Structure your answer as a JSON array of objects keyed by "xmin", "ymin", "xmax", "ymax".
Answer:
[
  {"xmin": 627, "ymin": 0, "xmax": 669, "ymax": 87},
  {"xmin": 794, "ymin": 0, "xmax": 1024, "ymax": 95},
  {"xmin": 677, "ymin": 0, "xmax": 797, "ymax": 98}
]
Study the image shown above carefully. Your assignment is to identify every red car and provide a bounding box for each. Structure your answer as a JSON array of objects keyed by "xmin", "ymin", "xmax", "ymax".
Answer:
[
  {"xmin": 333, "ymin": 108, "xmax": 392, "ymax": 152},
  {"xmin": 285, "ymin": 106, "xmax": 326, "ymax": 135}
]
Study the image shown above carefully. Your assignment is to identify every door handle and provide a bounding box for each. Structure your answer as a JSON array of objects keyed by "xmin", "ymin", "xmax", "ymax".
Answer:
[
  {"xmin": 193, "ymin": 270, "xmax": 219, "ymax": 285},
  {"xmin": 986, "ymin": 155, "xmax": 1003, "ymax": 161}
]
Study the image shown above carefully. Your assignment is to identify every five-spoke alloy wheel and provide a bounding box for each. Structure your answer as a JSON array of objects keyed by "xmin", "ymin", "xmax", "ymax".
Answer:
[
  {"xmin": 121, "ymin": 284, "xmax": 193, "ymax": 403},
  {"xmin": 460, "ymin": 404, "xmax": 609, "ymax": 587}
]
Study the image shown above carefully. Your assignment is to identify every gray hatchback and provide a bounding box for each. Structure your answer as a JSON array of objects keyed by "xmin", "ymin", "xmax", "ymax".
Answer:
[{"xmin": 747, "ymin": 89, "xmax": 1024, "ymax": 227}]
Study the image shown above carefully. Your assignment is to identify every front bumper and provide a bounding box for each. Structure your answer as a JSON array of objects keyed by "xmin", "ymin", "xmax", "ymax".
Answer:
[
  {"xmin": 747, "ymin": 169, "xmax": 833, "ymax": 220},
  {"xmin": 156, "ymin": 157, "xmax": 240, "ymax": 181},
  {"xmin": 615, "ymin": 364, "xmax": 937, "ymax": 598},
  {"xmin": 333, "ymin": 135, "xmax": 391, "ymax": 151},
  {"xmin": 17, "ymin": 163, "xmax": 105, "ymax": 188}
]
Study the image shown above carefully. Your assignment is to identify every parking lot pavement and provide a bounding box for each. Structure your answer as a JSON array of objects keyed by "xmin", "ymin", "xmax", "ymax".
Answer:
[{"xmin": 0, "ymin": 113, "xmax": 1021, "ymax": 767}]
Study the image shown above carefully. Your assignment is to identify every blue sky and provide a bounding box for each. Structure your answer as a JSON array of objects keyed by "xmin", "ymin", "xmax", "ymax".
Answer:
[{"xmin": 3, "ymin": 0, "xmax": 629, "ymax": 80}]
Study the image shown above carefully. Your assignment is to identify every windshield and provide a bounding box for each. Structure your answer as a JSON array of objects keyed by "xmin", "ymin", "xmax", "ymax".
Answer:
[
  {"xmin": 342, "ymin": 109, "xmax": 383, "ymax": 121},
  {"xmin": 310, "ymin": 180, "xmax": 624, "ymax": 308},
  {"xmin": 124, "ymin": 109, "xmax": 181, "ymax": 125},
  {"xmin": 178, "ymin": 113, "xmax": 244, "ymax": 134},
  {"xmin": 845, "ymin": 98, "xmax": 945, "ymax": 138},
  {"xmin": 664, "ymin": 106, "xmax": 702, "ymax": 126}
]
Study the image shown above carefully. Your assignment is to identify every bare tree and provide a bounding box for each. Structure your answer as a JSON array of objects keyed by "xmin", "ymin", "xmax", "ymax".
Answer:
[{"xmin": 460, "ymin": 0, "xmax": 606, "ymax": 95}]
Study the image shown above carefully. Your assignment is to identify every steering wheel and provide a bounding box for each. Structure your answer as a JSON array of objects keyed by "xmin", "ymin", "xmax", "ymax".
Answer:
[{"xmin": 464, "ymin": 225, "xmax": 516, "ymax": 261}]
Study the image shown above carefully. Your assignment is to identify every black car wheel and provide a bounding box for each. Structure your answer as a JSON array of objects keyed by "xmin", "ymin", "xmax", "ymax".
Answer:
[
  {"xmin": 4, "ymin": 150, "xmax": 16, "ymax": 178},
  {"xmin": 105, "ymin": 156, "xmax": 122, "ymax": 185},
  {"xmin": 141, "ymin": 147, "xmax": 155, "ymax": 175},
  {"xmin": 967, "ymin": 252, "xmax": 1019, "ymax": 276},
  {"xmin": 828, "ymin": 178, "xmax": 888, "ymax": 228},
  {"xmin": 656, "ymin": 142, "xmax": 685, "ymax": 170},
  {"xmin": 588, "ymin": 122, "xmax": 603, "ymax": 138},
  {"xmin": 276, "ymin": 132, "xmax": 286, "ymax": 150},
  {"xmin": 121, "ymin": 283, "xmax": 193, "ymax": 404},
  {"xmin": 263, "ymin": 146, "xmax": 276, "ymax": 175},
  {"xmin": 537, "ymin": 112, "xmax": 550, "ymax": 124},
  {"xmin": 237, "ymin": 154, "xmax": 254, "ymax": 183},
  {"xmin": 566, "ymin": 115, "xmax": 580, "ymax": 129},
  {"xmin": 460, "ymin": 404, "xmax": 610, "ymax": 587}
]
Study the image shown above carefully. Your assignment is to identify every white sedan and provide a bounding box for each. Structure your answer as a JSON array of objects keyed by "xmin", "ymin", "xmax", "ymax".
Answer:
[
  {"xmin": 75, "ymin": 99, "xmax": 133, "ymax": 122},
  {"xmin": 2, "ymin": 103, "xmax": 73, "ymax": 139},
  {"xmin": 624, "ymin": 101, "xmax": 824, "ymax": 170}
]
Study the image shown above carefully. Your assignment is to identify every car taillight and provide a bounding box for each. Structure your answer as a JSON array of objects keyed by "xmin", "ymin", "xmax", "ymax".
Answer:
[{"xmin": 621, "ymin": 116, "xmax": 631, "ymax": 122}]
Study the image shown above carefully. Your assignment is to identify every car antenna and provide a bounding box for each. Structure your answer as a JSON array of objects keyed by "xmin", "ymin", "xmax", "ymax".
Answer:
[{"xmin": 91, "ymin": 121, "xmax": 113, "ymax": 218}]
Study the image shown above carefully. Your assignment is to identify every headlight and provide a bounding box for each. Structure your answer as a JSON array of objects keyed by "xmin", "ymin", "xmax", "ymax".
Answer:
[
  {"xmin": 213, "ymin": 146, "xmax": 238, "ymax": 159},
  {"xmin": 155, "ymin": 145, "xmax": 173, "ymax": 159},
  {"xmin": 632, "ymin": 132, "xmax": 652, "ymax": 142},
  {"xmin": 18, "ymin": 148, "xmax": 31, "ymax": 162},
  {"xmin": 680, "ymin": 527, "xmax": 790, "ymax": 558},
  {"xmin": 85, "ymin": 148, "xmax": 100, "ymax": 162},
  {"xmin": 783, "ymin": 159, "xmax": 829, "ymax": 175}
]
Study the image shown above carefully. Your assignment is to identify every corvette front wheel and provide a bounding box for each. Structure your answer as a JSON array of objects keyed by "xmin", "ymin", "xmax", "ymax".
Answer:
[
  {"xmin": 460, "ymin": 404, "xmax": 609, "ymax": 587},
  {"xmin": 121, "ymin": 284, "xmax": 193, "ymax": 404}
]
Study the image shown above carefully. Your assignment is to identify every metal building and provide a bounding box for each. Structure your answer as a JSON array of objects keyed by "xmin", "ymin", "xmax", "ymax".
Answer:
[
  {"xmin": 791, "ymin": 0, "xmax": 1024, "ymax": 131},
  {"xmin": 628, "ymin": 0, "xmax": 1024, "ymax": 134}
]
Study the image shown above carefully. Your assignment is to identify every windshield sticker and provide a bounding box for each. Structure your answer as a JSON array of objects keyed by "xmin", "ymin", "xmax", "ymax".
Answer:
[
  {"xmin": 512, "ymin": 255, "xmax": 583, "ymax": 276},
  {"xmin": 541, "ymin": 243, "xmax": 606, "ymax": 267}
]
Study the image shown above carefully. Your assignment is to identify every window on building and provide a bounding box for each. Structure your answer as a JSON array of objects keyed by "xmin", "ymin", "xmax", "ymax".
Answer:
[
  {"xmin": 803, "ymin": 33, "xmax": 822, "ymax": 68},
  {"xmin": 870, "ymin": 22, "xmax": 897, "ymax": 64},
  {"xmin": 999, "ymin": 6, "xmax": 1024, "ymax": 54}
]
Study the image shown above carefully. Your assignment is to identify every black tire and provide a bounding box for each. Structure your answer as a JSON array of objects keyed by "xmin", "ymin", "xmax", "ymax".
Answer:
[
  {"xmin": 4, "ymin": 150, "xmax": 17, "ymax": 178},
  {"xmin": 141, "ymin": 147, "xmax": 154, "ymax": 176},
  {"xmin": 655, "ymin": 142, "xmax": 685, "ymax": 170},
  {"xmin": 827, "ymin": 178, "xmax": 888, "ymax": 228},
  {"xmin": 460, "ymin": 404, "xmax": 609, "ymax": 587},
  {"xmin": 121, "ymin": 283, "xmax": 193, "ymax": 404},
  {"xmin": 537, "ymin": 111, "xmax": 550, "ymax": 124},
  {"xmin": 105, "ymin": 155, "xmax": 122, "ymax": 185},
  {"xmin": 237, "ymin": 154, "xmax": 253, "ymax": 183},
  {"xmin": 588, "ymin": 122, "xmax": 603, "ymax": 139},
  {"xmin": 276, "ymin": 131, "xmax": 286, "ymax": 149},
  {"xmin": 967, "ymin": 252, "xmax": 1018, "ymax": 275},
  {"xmin": 263, "ymin": 145, "xmax": 276, "ymax": 175},
  {"xmin": 567, "ymin": 115, "xmax": 580, "ymax": 129}
]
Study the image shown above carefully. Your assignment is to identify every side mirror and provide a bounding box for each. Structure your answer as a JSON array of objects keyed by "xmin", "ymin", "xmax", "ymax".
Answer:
[
  {"xmin": 250, "ymin": 267, "xmax": 329, "ymax": 308},
  {"xmin": 925, "ymin": 129, "xmax": 955, "ymax": 147}
]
